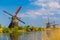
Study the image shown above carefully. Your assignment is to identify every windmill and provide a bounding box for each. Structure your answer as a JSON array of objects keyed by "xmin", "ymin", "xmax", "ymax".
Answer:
[
  {"xmin": 46, "ymin": 16, "xmax": 51, "ymax": 28},
  {"xmin": 3, "ymin": 6, "xmax": 25, "ymax": 28},
  {"xmin": 52, "ymin": 20, "xmax": 58, "ymax": 28},
  {"xmin": 42, "ymin": 15, "xmax": 51, "ymax": 28}
]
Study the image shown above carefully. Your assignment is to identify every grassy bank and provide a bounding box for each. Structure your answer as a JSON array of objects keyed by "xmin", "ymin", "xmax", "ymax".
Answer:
[
  {"xmin": 0, "ymin": 26, "xmax": 41, "ymax": 33},
  {"xmin": 0, "ymin": 27, "xmax": 60, "ymax": 33}
]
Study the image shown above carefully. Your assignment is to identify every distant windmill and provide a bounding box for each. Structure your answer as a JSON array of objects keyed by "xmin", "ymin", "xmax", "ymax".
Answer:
[
  {"xmin": 52, "ymin": 20, "xmax": 58, "ymax": 28},
  {"xmin": 46, "ymin": 16, "xmax": 51, "ymax": 28},
  {"xmin": 42, "ymin": 15, "xmax": 51, "ymax": 28},
  {"xmin": 3, "ymin": 6, "xmax": 25, "ymax": 28}
]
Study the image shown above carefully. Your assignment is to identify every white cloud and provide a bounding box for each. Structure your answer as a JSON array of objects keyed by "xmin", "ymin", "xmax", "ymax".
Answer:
[
  {"xmin": 31, "ymin": 0, "xmax": 60, "ymax": 8},
  {"xmin": 30, "ymin": 0, "xmax": 60, "ymax": 14},
  {"xmin": 48, "ymin": 2, "xmax": 60, "ymax": 8},
  {"xmin": 42, "ymin": 16, "xmax": 59, "ymax": 22},
  {"xmin": 31, "ymin": 1, "xmax": 47, "ymax": 7},
  {"xmin": 17, "ymin": 9, "xmax": 55, "ymax": 19},
  {"xmin": 17, "ymin": 0, "xmax": 60, "ymax": 19},
  {"xmin": 17, "ymin": 14, "xmax": 25, "ymax": 18},
  {"xmin": 42, "ymin": 16, "xmax": 48, "ymax": 19},
  {"xmin": 17, "ymin": 10, "xmax": 42, "ymax": 19}
]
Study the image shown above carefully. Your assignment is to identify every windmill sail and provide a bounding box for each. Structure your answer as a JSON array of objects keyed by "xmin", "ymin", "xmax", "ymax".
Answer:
[
  {"xmin": 3, "ymin": 10, "xmax": 13, "ymax": 16},
  {"xmin": 15, "ymin": 6, "xmax": 21, "ymax": 15},
  {"xmin": 18, "ymin": 19, "xmax": 25, "ymax": 24}
]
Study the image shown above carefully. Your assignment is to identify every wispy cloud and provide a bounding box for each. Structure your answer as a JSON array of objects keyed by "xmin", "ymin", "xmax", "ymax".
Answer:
[
  {"xmin": 42, "ymin": 16, "xmax": 58, "ymax": 20},
  {"xmin": 31, "ymin": 0, "xmax": 60, "ymax": 14},
  {"xmin": 31, "ymin": 0, "xmax": 60, "ymax": 8},
  {"xmin": 17, "ymin": 0, "xmax": 60, "ymax": 19},
  {"xmin": 17, "ymin": 10, "xmax": 42, "ymax": 19},
  {"xmin": 17, "ymin": 9, "xmax": 55, "ymax": 19},
  {"xmin": 48, "ymin": 2, "xmax": 60, "ymax": 8}
]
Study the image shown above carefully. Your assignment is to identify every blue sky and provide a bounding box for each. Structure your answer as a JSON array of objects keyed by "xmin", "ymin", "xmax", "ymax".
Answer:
[{"xmin": 0, "ymin": 0, "xmax": 60, "ymax": 27}]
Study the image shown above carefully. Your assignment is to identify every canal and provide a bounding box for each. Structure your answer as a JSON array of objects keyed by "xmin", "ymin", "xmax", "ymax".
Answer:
[
  {"xmin": 0, "ymin": 29, "xmax": 60, "ymax": 40},
  {"xmin": 0, "ymin": 32, "xmax": 42, "ymax": 40}
]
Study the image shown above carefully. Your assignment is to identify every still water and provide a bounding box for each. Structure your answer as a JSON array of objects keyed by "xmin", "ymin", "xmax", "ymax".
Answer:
[
  {"xmin": 1, "ymin": 29, "xmax": 60, "ymax": 40},
  {"xmin": 0, "ymin": 32, "xmax": 42, "ymax": 40}
]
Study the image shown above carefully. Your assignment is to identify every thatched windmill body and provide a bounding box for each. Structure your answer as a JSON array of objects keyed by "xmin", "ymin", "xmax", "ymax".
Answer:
[{"xmin": 3, "ymin": 6, "xmax": 25, "ymax": 28}]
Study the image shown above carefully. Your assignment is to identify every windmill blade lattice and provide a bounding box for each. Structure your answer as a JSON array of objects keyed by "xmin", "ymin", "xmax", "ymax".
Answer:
[
  {"xmin": 3, "ymin": 10, "xmax": 13, "ymax": 16},
  {"xmin": 18, "ymin": 19, "xmax": 25, "ymax": 24},
  {"xmin": 15, "ymin": 6, "xmax": 21, "ymax": 15}
]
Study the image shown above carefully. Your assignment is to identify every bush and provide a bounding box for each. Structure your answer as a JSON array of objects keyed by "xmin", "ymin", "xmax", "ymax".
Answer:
[
  {"xmin": 11, "ymin": 26, "xmax": 18, "ymax": 33},
  {"xmin": 18, "ymin": 27, "xmax": 23, "ymax": 30},
  {"xmin": 3, "ymin": 27, "xmax": 10, "ymax": 33},
  {"xmin": 0, "ymin": 24, "xmax": 2, "ymax": 28}
]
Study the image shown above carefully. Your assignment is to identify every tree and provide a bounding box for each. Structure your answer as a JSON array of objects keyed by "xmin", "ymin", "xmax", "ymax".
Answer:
[
  {"xmin": 27, "ymin": 25, "xmax": 30, "ymax": 28},
  {"xmin": 11, "ymin": 26, "xmax": 18, "ymax": 33},
  {"xmin": 38, "ymin": 27, "xmax": 41, "ymax": 31},
  {"xmin": 26, "ymin": 25, "xmax": 31, "ymax": 32},
  {"xmin": 0, "ymin": 24, "xmax": 2, "ymax": 28},
  {"xmin": 24, "ymin": 25, "xmax": 31, "ymax": 32},
  {"xmin": 30, "ymin": 26, "xmax": 35, "ymax": 31},
  {"xmin": 3, "ymin": 27, "xmax": 10, "ymax": 33},
  {"xmin": 18, "ymin": 26, "xmax": 23, "ymax": 30}
]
